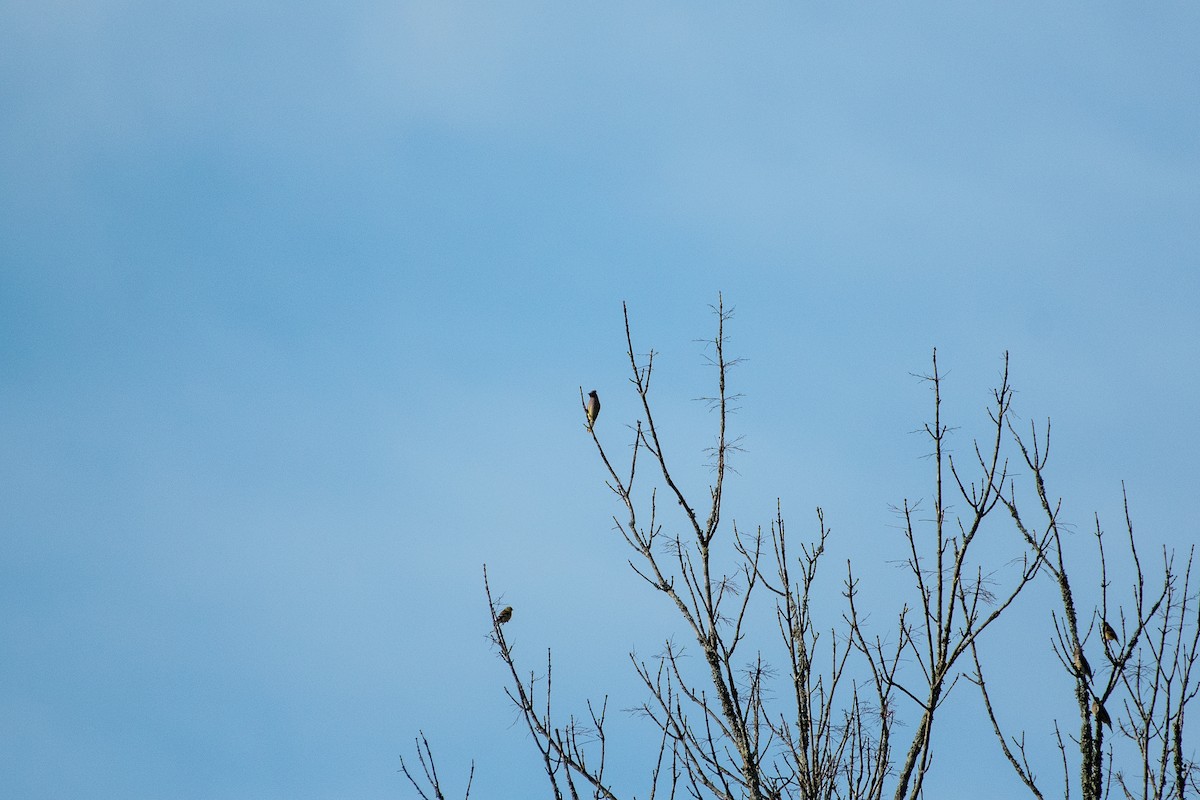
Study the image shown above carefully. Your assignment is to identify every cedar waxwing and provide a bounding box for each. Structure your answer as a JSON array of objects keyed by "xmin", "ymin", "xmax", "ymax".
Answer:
[
  {"xmin": 1102, "ymin": 621, "xmax": 1119, "ymax": 643},
  {"xmin": 1093, "ymin": 699, "xmax": 1112, "ymax": 728},
  {"xmin": 585, "ymin": 390, "xmax": 601, "ymax": 431},
  {"xmin": 1074, "ymin": 645, "xmax": 1092, "ymax": 681},
  {"xmin": 496, "ymin": 606, "xmax": 513, "ymax": 625}
]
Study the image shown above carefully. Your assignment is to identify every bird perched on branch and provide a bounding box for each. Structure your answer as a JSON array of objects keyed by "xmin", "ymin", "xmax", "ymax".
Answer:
[
  {"xmin": 585, "ymin": 390, "xmax": 601, "ymax": 431},
  {"xmin": 1074, "ymin": 645, "xmax": 1092, "ymax": 681},
  {"xmin": 496, "ymin": 606, "xmax": 513, "ymax": 625},
  {"xmin": 1093, "ymin": 699, "xmax": 1112, "ymax": 728},
  {"xmin": 1102, "ymin": 620, "xmax": 1118, "ymax": 643}
]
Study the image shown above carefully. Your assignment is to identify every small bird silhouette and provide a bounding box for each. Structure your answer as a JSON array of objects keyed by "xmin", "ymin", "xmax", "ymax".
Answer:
[
  {"xmin": 1092, "ymin": 699, "xmax": 1112, "ymax": 728},
  {"xmin": 585, "ymin": 390, "xmax": 601, "ymax": 431},
  {"xmin": 1102, "ymin": 621, "xmax": 1118, "ymax": 643},
  {"xmin": 496, "ymin": 606, "xmax": 513, "ymax": 625},
  {"xmin": 1074, "ymin": 645, "xmax": 1092, "ymax": 681}
]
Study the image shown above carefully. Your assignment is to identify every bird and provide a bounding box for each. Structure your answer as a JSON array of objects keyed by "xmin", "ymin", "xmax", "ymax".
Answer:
[
  {"xmin": 1074, "ymin": 645, "xmax": 1092, "ymax": 681},
  {"xmin": 1093, "ymin": 699, "xmax": 1112, "ymax": 728},
  {"xmin": 585, "ymin": 390, "xmax": 601, "ymax": 431},
  {"xmin": 496, "ymin": 606, "xmax": 513, "ymax": 625},
  {"xmin": 1102, "ymin": 620, "xmax": 1119, "ymax": 643}
]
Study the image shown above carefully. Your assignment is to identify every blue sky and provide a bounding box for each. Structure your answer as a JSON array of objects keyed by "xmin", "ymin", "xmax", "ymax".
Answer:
[{"xmin": 2, "ymin": 3, "xmax": 1198, "ymax": 798}]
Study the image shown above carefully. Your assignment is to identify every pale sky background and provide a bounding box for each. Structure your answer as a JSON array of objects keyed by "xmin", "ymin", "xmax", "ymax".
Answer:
[{"xmin": 2, "ymin": 3, "xmax": 1199, "ymax": 799}]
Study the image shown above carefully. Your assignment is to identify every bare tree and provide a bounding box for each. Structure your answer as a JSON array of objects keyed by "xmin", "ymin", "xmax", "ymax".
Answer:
[
  {"xmin": 1115, "ymin": 540, "xmax": 1200, "ymax": 800},
  {"xmin": 866, "ymin": 350, "xmax": 1050, "ymax": 800},
  {"xmin": 400, "ymin": 731, "xmax": 474, "ymax": 800},
  {"xmin": 967, "ymin": 419, "xmax": 1198, "ymax": 800},
  {"xmin": 410, "ymin": 299, "xmax": 1196, "ymax": 800}
]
